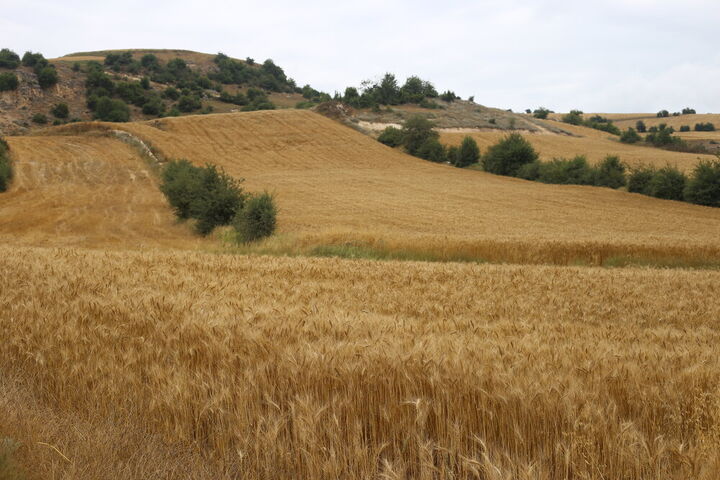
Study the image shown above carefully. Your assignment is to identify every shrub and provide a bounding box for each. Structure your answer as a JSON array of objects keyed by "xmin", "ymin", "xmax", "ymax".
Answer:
[
  {"xmin": 160, "ymin": 160, "xmax": 245, "ymax": 235},
  {"xmin": 93, "ymin": 97, "xmax": 130, "ymax": 122},
  {"xmin": 483, "ymin": 133, "xmax": 539, "ymax": 176},
  {"xmin": 619, "ymin": 128, "xmax": 641, "ymax": 144},
  {"xmin": 419, "ymin": 98, "xmax": 442, "ymax": 109},
  {"xmin": 684, "ymin": 158, "xmax": 720, "ymax": 207},
  {"xmin": 233, "ymin": 192, "xmax": 277, "ymax": 243},
  {"xmin": 51, "ymin": 103, "xmax": 69, "ymax": 118},
  {"xmin": 163, "ymin": 86, "xmax": 180, "ymax": 100},
  {"xmin": 682, "ymin": 107, "xmax": 696, "ymax": 115},
  {"xmin": 416, "ymin": 138, "xmax": 446, "ymax": 163},
  {"xmin": 21, "ymin": 51, "xmax": 45, "ymax": 67},
  {"xmin": 595, "ymin": 155, "xmax": 626, "ymax": 188},
  {"xmin": 561, "ymin": 110, "xmax": 584, "ymax": 125},
  {"xmin": 177, "ymin": 95, "xmax": 201, "ymax": 112},
  {"xmin": 377, "ymin": 126, "xmax": 403, "ymax": 148},
  {"xmin": 31, "ymin": 113, "xmax": 47, "ymax": 124},
  {"xmin": 0, "ymin": 72, "xmax": 19, "ymax": 91},
  {"xmin": 679, "ymin": 125, "xmax": 691, "ymax": 132},
  {"xmin": 36, "ymin": 66, "xmax": 58, "ymax": 88},
  {"xmin": 0, "ymin": 137, "xmax": 12, "ymax": 192},
  {"xmin": 400, "ymin": 115, "xmax": 438, "ymax": 156},
  {"xmin": 647, "ymin": 165, "xmax": 686, "ymax": 201},
  {"xmin": 533, "ymin": 107, "xmax": 551, "ymax": 119},
  {"xmin": 454, "ymin": 136, "xmax": 480, "ymax": 167},
  {"xmin": 141, "ymin": 98, "xmax": 165, "ymax": 116},
  {"xmin": 534, "ymin": 156, "xmax": 596, "ymax": 185},
  {"xmin": 694, "ymin": 122, "xmax": 716, "ymax": 132},
  {"xmin": 0, "ymin": 48, "xmax": 20, "ymax": 68},
  {"xmin": 72, "ymin": 62, "xmax": 81, "ymax": 72},
  {"xmin": 657, "ymin": 110, "xmax": 669, "ymax": 118},
  {"xmin": 627, "ymin": 165, "xmax": 656, "ymax": 195},
  {"xmin": 439, "ymin": 90, "xmax": 459, "ymax": 102},
  {"xmin": 636, "ymin": 120, "xmax": 647, "ymax": 133}
]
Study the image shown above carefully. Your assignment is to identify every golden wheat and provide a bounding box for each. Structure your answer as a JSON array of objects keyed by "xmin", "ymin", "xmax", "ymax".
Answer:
[{"xmin": 1, "ymin": 245, "xmax": 719, "ymax": 479}]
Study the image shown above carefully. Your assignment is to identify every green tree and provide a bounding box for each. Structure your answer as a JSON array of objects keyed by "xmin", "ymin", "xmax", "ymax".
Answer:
[
  {"xmin": 648, "ymin": 166, "xmax": 686, "ymax": 200},
  {"xmin": 684, "ymin": 158, "xmax": 720, "ymax": 207},
  {"xmin": 377, "ymin": 126, "xmax": 404, "ymax": 147},
  {"xmin": 533, "ymin": 107, "xmax": 551, "ymax": 119},
  {"xmin": 93, "ymin": 97, "xmax": 130, "ymax": 122},
  {"xmin": 454, "ymin": 136, "xmax": 480, "ymax": 167},
  {"xmin": 233, "ymin": 192, "xmax": 277, "ymax": 243},
  {"xmin": 400, "ymin": 115, "xmax": 438, "ymax": 156},
  {"xmin": 37, "ymin": 66, "xmax": 58, "ymax": 88},
  {"xmin": 51, "ymin": 103, "xmax": 69, "ymax": 118},
  {"xmin": 619, "ymin": 128, "xmax": 641, "ymax": 144},
  {"xmin": 636, "ymin": 120, "xmax": 647, "ymax": 133},
  {"xmin": 377, "ymin": 73, "xmax": 400, "ymax": 105},
  {"xmin": 595, "ymin": 156, "xmax": 626, "ymax": 188},
  {"xmin": 0, "ymin": 73, "xmax": 19, "ymax": 91},
  {"xmin": 483, "ymin": 133, "xmax": 539, "ymax": 176},
  {"xmin": 0, "ymin": 48, "xmax": 20, "ymax": 68},
  {"xmin": 561, "ymin": 110, "xmax": 584, "ymax": 125}
]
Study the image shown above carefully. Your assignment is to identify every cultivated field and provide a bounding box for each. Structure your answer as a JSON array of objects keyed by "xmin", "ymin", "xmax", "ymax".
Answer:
[
  {"xmin": 441, "ymin": 120, "xmax": 716, "ymax": 172},
  {"xmin": 2, "ymin": 246, "xmax": 720, "ymax": 479},
  {"xmin": 0, "ymin": 134, "xmax": 199, "ymax": 249}
]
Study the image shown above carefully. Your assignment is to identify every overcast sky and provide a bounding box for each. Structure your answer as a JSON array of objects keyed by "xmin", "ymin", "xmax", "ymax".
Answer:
[{"xmin": 3, "ymin": 0, "xmax": 719, "ymax": 112}]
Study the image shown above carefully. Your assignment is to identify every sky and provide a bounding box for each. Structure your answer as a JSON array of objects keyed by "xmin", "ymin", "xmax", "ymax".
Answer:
[{"xmin": 2, "ymin": 0, "xmax": 719, "ymax": 112}]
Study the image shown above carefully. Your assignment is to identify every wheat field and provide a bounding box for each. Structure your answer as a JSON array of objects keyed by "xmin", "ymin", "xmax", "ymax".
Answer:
[
  {"xmin": 3, "ymin": 110, "xmax": 720, "ymax": 479},
  {"xmin": 2, "ymin": 245, "xmax": 719, "ymax": 479}
]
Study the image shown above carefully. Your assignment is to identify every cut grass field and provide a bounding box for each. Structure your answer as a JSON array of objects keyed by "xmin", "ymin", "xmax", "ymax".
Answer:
[{"xmin": 2, "ymin": 246, "xmax": 719, "ymax": 479}]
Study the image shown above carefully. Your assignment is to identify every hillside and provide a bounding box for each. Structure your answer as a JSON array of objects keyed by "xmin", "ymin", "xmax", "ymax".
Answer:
[
  {"xmin": 0, "ymin": 134, "xmax": 200, "ymax": 248},
  {"xmin": 13, "ymin": 108, "xmax": 708, "ymax": 265}
]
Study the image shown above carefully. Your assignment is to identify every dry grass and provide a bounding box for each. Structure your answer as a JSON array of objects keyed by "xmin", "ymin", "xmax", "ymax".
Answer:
[
  {"xmin": 441, "ymin": 120, "xmax": 716, "ymax": 172},
  {"xmin": 106, "ymin": 110, "xmax": 720, "ymax": 264},
  {"xmin": 0, "ymin": 134, "xmax": 201, "ymax": 249},
  {"xmin": 1, "ymin": 245, "xmax": 720, "ymax": 479}
]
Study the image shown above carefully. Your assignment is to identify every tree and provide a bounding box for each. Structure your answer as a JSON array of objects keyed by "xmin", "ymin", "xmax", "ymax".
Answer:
[
  {"xmin": 0, "ymin": 72, "xmax": 19, "ymax": 91},
  {"xmin": 619, "ymin": 128, "xmax": 641, "ymax": 144},
  {"xmin": 0, "ymin": 48, "xmax": 20, "ymax": 69},
  {"xmin": 454, "ymin": 136, "xmax": 480, "ymax": 167},
  {"xmin": 561, "ymin": 110, "xmax": 584, "ymax": 125},
  {"xmin": 657, "ymin": 110, "xmax": 669, "ymax": 118},
  {"xmin": 416, "ymin": 138, "xmax": 446, "ymax": 163},
  {"xmin": 636, "ymin": 120, "xmax": 647, "ymax": 133},
  {"xmin": 233, "ymin": 192, "xmax": 277, "ymax": 243},
  {"xmin": 51, "ymin": 103, "xmax": 69, "ymax": 118},
  {"xmin": 684, "ymin": 158, "xmax": 720, "ymax": 207},
  {"xmin": 400, "ymin": 115, "xmax": 438, "ymax": 156},
  {"xmin": 177, "ymin": 95, "xmax": 201, "ymax": 112},
  {"xmin": 400, "ymin": 76, "xmax": 425, "ymax": 104},
  {"xmin": 682, "ymin": 107, "xmax": 696, "ymax": 115},
  {"xmin": 37, "ymin": 66, "xmax": 58, "ymax": 88},
  {"xmin": 533, "ymin": 107, "xmax": 551, "ymax": 119},
  {"xmin": 648, "ymin": 166, "xmax": 686, "ymax": 200},
  {"xmin": 93, "ymin": 97, "xmax": 130, "ymax": 122},
  {"xmin": 377, "ymin": 73, "xmax": 400, "ymax": 105},
  {"xmin": 483, "ymin": 133, "xmax": 539, "ymax": 176},
  {"xmin": 377, "ymin": 126, "xmax": 403, "ymax": 148},
  {"xmin": 595, "ymin": 156, "xmax": 626, "ymax": 188}
]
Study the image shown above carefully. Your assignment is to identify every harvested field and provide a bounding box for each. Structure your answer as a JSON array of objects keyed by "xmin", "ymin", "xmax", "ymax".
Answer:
[
  {"xmin": 101, "ymin": 110, "xmax": 720, "ymax": 265},
  {"xmin": 441, "ymin": 120, "xmax": 716, "ymax": 172},
  {"xmin": 2, "ymin": 246, "xmax": 720, "ymax": 479},
  {"xmin": 0, "ymin": 134, "xmax": 200, "ymax": 249}
]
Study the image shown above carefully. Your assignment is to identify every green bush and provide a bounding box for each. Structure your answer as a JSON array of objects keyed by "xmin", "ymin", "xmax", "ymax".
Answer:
[
  {"xmin": 439, "ymin": 90, "xmax": 458, "ymax": 102},
  {"xmin": 400, "ymin": 115, "xmax": 438, "ymax": 156},
  {"xmin": 657, "ymin": 110, "xmax": 669, "ymax": 118},
  {"xmin": 533, "ymin": 107, "xmax": 551, "ymax": 119},
  {"xmin": 483, "ymin": 133, "xmax": 539, "ymax": 176},
  {"xmin": 561, "ymin": 110, "xmax": 584, "ymax": 125},
  {"xmin": 141, "ymin": 97, "xmax": 165, "ymax": 115},
  {"xmin": 233, "ymin": 192, "xmax": 277, "ymax": 243},
  {"xmin": 684, "ymin": 158, "xmax": 720, "ymax": 207},
  {"xmin": 647, "ymin": 165, "xmax": 686, "ymax": 200},
  {"xmin": 627, "ymin": 166, "xmax": 656, "ymax": 195},
  {"xmin": 36, "ymin": 66, "xmax": 58, "ymax": 88},
  {"xmin": 93, "ymin": 97, "xmax": 130, "ymax": 122},
  {"xmin": 0, "ymin": 48, "xmax": 20, "ymax": 68},
  {"xmin": 0, "ymin": 137, "xmax": 13, "ymax": 192},
  {"xmin": 416, "ymin": 138, "xmax": 446, "ymax": 163},
  {"xmin": 595, "ymin": 155, "xmax": 626, "ymax": 188},
  {"xmin": 51, "ymin": 103, "xmax": 69, "ymax": 118},
  {"xmin": 177, "ymin": 95, "xmax": 201, "ymax": 112},
  {"xmin": 620, "ymin": 128, "xmax": 641, "ymax": 144},
  {"xmin": 21, "ymin": 51, "xmax": 45, "ymax": 67},
  {"xmin": 32, "ymin": 113, "xmax": 47, "ymax": 124},
  {"xmin": 160, "ymin": 160, "xmax": 245, "ymax": 235},
  {"xmin": 534, "ymin": 156, "xmax": 596, "ymax": 185},
  {"xmin": 454, "ymin": 136, "xmax": 480, "ymax": 167},
  {"xmin": 377, "ymin": 126, "xmax": 403, "ymax": 147},
  {"xmin": 694, "ymin": 122, "xmax": 715, "ymax": 132},
  {"xmin": 636, "ymin": 120, "xmax": 647, "ymax": 133},
  {"xmin": 679, "ymin": 125, "xmax": 691, "ymax": 132},
  {"xmin": 0, "ymin": 72, "xmax": 19, "ymax": 91}
]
